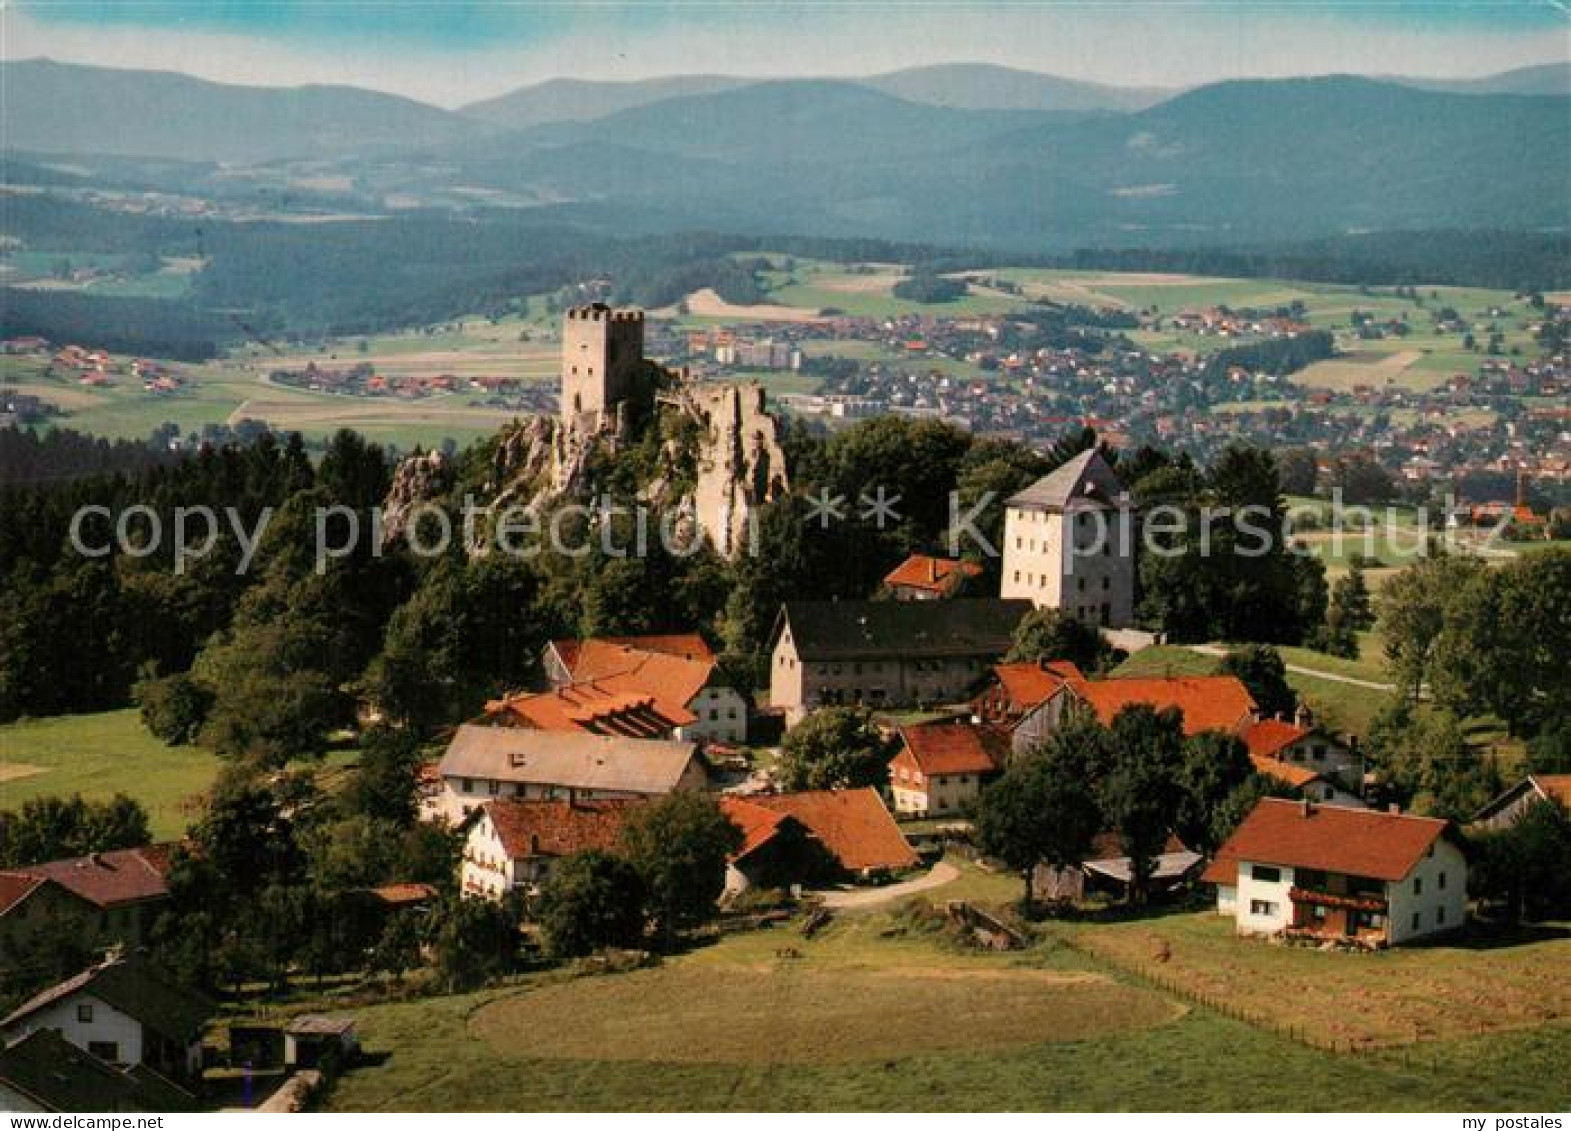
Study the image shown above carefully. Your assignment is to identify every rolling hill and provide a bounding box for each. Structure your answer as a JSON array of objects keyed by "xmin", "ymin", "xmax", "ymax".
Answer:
[
  {"xmin": 858, "ymin": 63, "xmax": 1173, "ymax": 113},
  {"xmin": 0, "ymin": 58, "xmax": 486, "ymax": 163},
  {"xmin": 458, "ymin": 75, "xmax": 756, "ymax": 128}
]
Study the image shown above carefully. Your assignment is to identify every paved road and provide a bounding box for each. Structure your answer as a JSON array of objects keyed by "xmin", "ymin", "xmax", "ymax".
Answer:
[
  {"xmin": 815, "ymin": 860, "xmax": 959, "ymax": 910},
  {"xmin": 1185, "ymin": 644, "xmax": 1395, "ymax": 692}
]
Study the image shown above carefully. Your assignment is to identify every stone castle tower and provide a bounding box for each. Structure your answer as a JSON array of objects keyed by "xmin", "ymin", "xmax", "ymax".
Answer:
[{"xmin": 560, "ymin": 303, "xmax": 645, "ymax": 428}]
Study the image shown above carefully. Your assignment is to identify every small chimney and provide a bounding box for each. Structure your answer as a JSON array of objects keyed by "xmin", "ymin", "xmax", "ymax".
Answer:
[
  {"xmin": 1301, "ymin": 798, "xmax": 1314, "ymax": 818},
  {"xmin": 1295, "ymin": 702, "xmax": 1315, "ymax": 729},
  {"xmin": 1388, "ymin": 802, "xmax": 1401, "ymax": 815}
]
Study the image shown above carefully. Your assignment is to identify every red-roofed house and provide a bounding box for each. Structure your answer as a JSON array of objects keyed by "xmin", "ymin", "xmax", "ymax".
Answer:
[
  {"xmin": 882, "ymin": 554, "xmax": 983, "ymax": 601},
  {"xmin": 543, "ymin": 634, "xmax": 714, "ymax": 684},
  {"xmin": 1067, "ymin": 675, "xmax": 1258, "ymax": 736},
  {"xmin": 748, "ymin": 789, "xmax": 918, "ymax": 877},
  {"xmin": 484, "ymin": 682, "xmax": 692, "ymax": 739},
  {"xmin": 1242, "ymin": 714, "xmax": 1358, "ymax": 784},
  {"xmin": 971, "ymin": 659, "xmax": 1085, "ymax": 755},
  {"xmin": 462, "ymin": 799, "xmax": 640, "ymax": 899},
  {"xmin": 718, "ymin": 797, "xmax": 837, "ymax": 896},
  {"xmin": 890, "ymin": 722, "xmax": 1009, "ymax": 816},
  {"xmin": 541, "ymin": 636, "xmax": 745, "ymax": 743},
  {"xmin": 1249, "ymin": 756, "xmax": 1364, "ymax": 807},
  {"xmin": 1203, "ymin": 799, "xmax": 1465, "ymax": 947},
  {"xmin": 0, "ymin": 847, "xmax": 175, "ymax": 976}
]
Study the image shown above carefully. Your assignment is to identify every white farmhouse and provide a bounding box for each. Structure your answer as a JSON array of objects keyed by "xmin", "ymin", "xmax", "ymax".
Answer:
[{"xmin": 1205, "ymin": 798, "xmax": 1466, "ymax": 947}]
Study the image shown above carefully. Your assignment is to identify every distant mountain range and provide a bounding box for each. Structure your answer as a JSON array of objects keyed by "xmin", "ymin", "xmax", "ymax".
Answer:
[
  {"xmin": 2, "ymin": 58, "xmax": 1567, "ymax": 249},
  {"xmin": 0, "ymin": 59, "xmax": 479, "ymax": 163}
]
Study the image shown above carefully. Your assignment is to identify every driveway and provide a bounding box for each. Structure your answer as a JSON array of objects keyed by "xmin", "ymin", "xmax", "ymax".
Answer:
[{"xmin": 814, "ymin": 860, "xmax": 959, "ymax": 910}]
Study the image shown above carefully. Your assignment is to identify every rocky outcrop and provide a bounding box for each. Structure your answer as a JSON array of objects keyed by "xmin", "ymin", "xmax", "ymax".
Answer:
[
  {"xmin": 381, "ymin": 374, "xmax": 789, "ymax": 559},
  {"xmin": 675, "ymin": 381, "xmax": 789, "ymax": 557},
  {"xmin": 381, "ymin": 448, "xmax": 452, "ymax": 544}
]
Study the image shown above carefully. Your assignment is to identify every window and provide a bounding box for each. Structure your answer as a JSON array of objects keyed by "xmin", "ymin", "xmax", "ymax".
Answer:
[
  {"xmin": 1413, "ymin": 876, "xmax": 1423, "ymax": 896},
  {"xmin": 1251, "ymin": 864, "xmax": 1282, "ymax": 883},
  {"xmin": 1249, "ymin": 899, "xmax": 1277, "ymax": 917},
  {"xmin": 1438, "ymin": 871, "xmax": 1446, "ymax": 890},
  {"xmin": 461, "ymin": 778, "xmax": 473, "ymax": 794},
  {"xmin": 77, "ymin": 1003, "xmax": 94, "ymax": 1024},
  {"xmin": 1412, "ymin": 912, "xmax": 1421, "ymax": 931},
  {"xmin": 488, "ymin": 781, "xmax": 500, "ymax": 796},
  {"xmin": 87, "ymin": 1042, "xmax": 119, "ymax": 1062}
]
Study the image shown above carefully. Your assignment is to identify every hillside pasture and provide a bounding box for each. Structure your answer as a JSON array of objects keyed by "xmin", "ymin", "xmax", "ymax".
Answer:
[
  {"xmin": 1072, "ymin": 912, "xmax": 1571, "ymax": 1050},
  {"xmin": 326, "ymin": 906, "xmax": 1571, "ymax": 1111},
  {"xmin": 472, "ymin": 962, "xmax": 1179, "ymax": 1066},
  {"xmin": 0, "ymin": 709, "xmax": 218, "ymax": 840}
]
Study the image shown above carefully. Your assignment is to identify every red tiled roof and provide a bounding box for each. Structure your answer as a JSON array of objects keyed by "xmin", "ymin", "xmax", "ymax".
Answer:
[
  {"xmin": 719, "ymin": 797, "xmax": 793, "ymax": 863},
  {"xmin": 883, "ymin": 554, "xmax": 982, "ymax": 595},
  {"xmin": 1202, "ymin": 798, "xmax": 1449, "ymax": 886},
  {"xmin": 988, "ymin": 661, "xmax": 1083, "ymax": 713},
  {"xmin": 485, "ymin": 680, "xmax": 694, "ymax": 735},
  {"xmin": 480, "ymin": 799, "xmax": 638, "ymax": 860},
  {"xmin": 0, "ymin": 873, "xmax": 43, "ymax": 917},
  {"xmin": 18, "ymin": 846, "xmax": 174, "ymax": 910},
  {"xmin": 567, "ymin": 642, "xmax": 715, "ymax": 721},
  {"xmin": 551, "ymin": 634, "xmax": 713, "ymax": 671},
  {"xmin": 1243, "ymin": 718, "xmax": 1311, "ymax": 760},
  {"xmin": 1249, "ymin": 754, "xmax": 1323, "ymax": 790},
  {"xmin": 896, "ymin": 722, "xmax": 1007, "ymax": 776},
  {"xmin": 1069, "ymin": 675, "xmax": 1257, "ymax": 737},
  {"xmin": 750, "ymin": 789, "xmax": 918, "ymax": 872}
]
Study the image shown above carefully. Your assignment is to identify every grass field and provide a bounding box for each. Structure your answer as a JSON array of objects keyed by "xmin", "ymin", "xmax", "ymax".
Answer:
[
  {"xmin": 323, "ymin": 904, "xmax": 1571, "ymax": 1111},
  {"xmin": 1071, "ymin": 912, "xmax": 1571, "ymax": 1049},
  {"xmin": 0, "ymin": 709, "xmax": 218, "ymax": 839},
  {"xmin": 0, "ymin": 709, "xmax": 361, "ymax": 840}
]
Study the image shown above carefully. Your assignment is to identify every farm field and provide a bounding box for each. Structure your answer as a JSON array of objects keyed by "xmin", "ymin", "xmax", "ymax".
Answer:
[
  {"xmin": 0, "ymin": 709, "xmax": 362, "ymax": 840},
  {"xmin": 4, "ymin": 331, "xmax": 543, "ymax": 450},
  {"xmin": 324, "ymin": 904, "xmax": 1571, "ymax": 1111}
]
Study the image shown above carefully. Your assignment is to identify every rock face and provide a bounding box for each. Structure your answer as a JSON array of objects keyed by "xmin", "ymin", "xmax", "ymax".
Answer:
[
  {"xmin": 381, "ymin": 448, "xmax": 452, "ymax": 545},
  {"xmin": 382, "ymin": 373, "xmax": 789, "ymax": 559},
  {"xmin": 671, "ymin": 380, "xmax": 790, "ymax": 557}
]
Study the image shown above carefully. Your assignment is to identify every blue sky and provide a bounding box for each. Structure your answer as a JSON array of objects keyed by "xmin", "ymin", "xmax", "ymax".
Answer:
[{"xmin": 5, "ymin": 2, "xmax": 1567, "ymax": 106}]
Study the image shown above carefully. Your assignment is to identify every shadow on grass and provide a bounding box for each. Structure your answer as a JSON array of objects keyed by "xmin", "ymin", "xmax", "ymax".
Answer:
[{"xmin": 1417, "ymin": 919, "xmax": 1571, "ymax": 951}]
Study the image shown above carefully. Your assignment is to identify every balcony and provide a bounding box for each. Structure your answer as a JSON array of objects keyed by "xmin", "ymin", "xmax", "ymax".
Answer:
[{"xmin": 1289, "ymin": 886, "xmax": 1387, "ymax": 913}]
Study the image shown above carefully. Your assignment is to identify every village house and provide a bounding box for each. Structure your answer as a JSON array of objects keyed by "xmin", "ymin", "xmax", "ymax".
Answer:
[
  {"xmin": 434, "ymin": 724, "xmax": 707, "ymax": 824},
  {"xmin": 1204, "ymin": 799, "xmax": 1466, "ymax": 948},
  {"xmin": 999, "ymin": 449, "xmax": 1136, "ymax": 628},
  {"xmin": 889, "ymin": 721, "xmax": 1009, "ymax": 817},
  {"xmin": 970, "ymin": 659, "xmax": 1085, "ymax": 755},
  {"xmin": 484, "ymin": 682, "xmax": 690, "ymax": 740},
  {"xmin": 0, "ymin": 955, "xmax": 212, "ymax": 1085},
  {"xmin": 769, "ymin": 599, "xmax": 1031, "ymax": 724},
  {"xmin": 1067, "ymin": 674, "xmax": 1258, "ymax": 736},
  {"xmin": 721, "ymin": 789, "xmax": 918, "ymax": 895},
  {"xmin": 881, "ymin": 553, "xmax": 984, "ymax": 600},
  {"xmin": 542, "ymin": 635, "xmax": 747, "ymax": 745},
  {"xmin": 461, "ymin": 798, "xmax": 637, "ymax": 899},
  {"xmin": 0, "ymin": 846, "xmax": 174, "ymax": 977},
  {"xmin": 1471, "ymin": 774, "xmax": 1571, "ymax": 832},
  {"xmin": 0, "ymin": 1028, "xmax": 194, "ymax": 1114}
]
